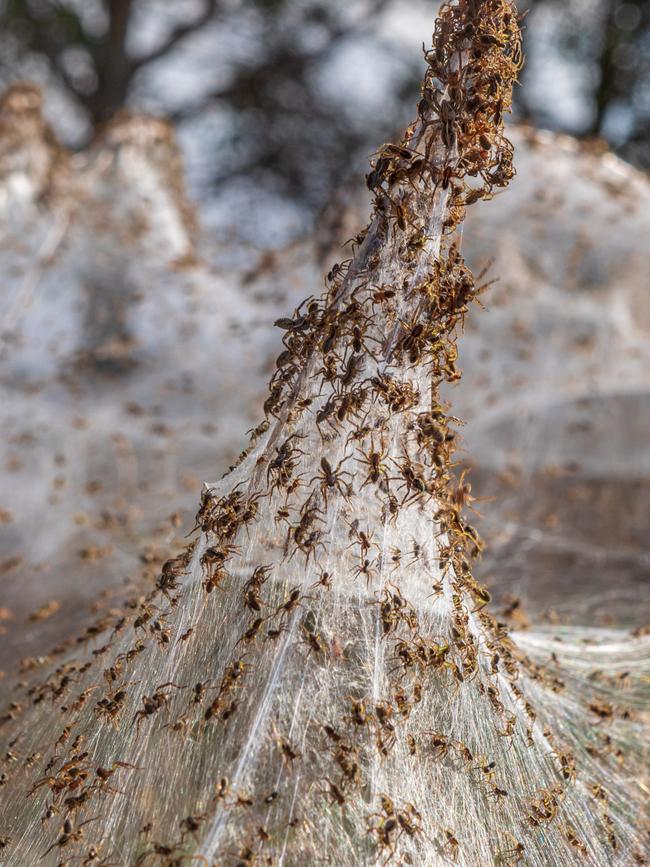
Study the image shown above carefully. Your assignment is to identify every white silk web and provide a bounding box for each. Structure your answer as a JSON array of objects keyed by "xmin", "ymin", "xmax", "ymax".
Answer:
[{"xmin": 0, "ymin": 3, "xmax": 648, "ymax": 867}]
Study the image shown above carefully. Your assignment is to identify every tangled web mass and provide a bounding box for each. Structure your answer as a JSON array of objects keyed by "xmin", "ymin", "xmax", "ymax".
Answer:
[{"xmin": 0, "ymin": 1, "xmax": 648, "ymax": 865}]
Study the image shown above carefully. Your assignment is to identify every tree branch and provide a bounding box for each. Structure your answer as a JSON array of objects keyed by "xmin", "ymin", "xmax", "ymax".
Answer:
[
  {"xmin": 167, "ymin": 5, "xmax": 388, "ymax": 124},
  {"xmin": 17, "ymin": 12, "xmax": 88, "ymax": 99},
  {"xmin": 131, "ymin": 0, "xmax": 220, "ymax": 71}
]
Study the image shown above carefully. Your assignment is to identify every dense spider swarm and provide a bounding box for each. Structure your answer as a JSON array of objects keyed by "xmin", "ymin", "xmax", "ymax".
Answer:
[{"xmin": 0, "ymin": 1, "xmax": 648, "ymax": 865}]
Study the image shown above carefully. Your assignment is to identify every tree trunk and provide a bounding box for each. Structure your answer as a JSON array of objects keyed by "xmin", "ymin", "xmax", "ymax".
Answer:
[{"xmin": 87, "ymin": 0, "xmax": 135, "ymax": 123}]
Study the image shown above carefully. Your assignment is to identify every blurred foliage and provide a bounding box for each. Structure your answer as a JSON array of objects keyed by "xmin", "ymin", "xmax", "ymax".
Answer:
[
  {"xmin": 0, "ymin": 0, "xmax": 647, "ymax": 226},
  {"xmin": 521, "ymin": 0, "xmax": 649, "ymax": 167}
]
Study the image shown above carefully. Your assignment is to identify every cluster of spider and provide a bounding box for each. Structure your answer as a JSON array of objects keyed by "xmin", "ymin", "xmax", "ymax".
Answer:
[{"xmin": 0, "ymin": 1, "xmax": 647, "ymax": 865}]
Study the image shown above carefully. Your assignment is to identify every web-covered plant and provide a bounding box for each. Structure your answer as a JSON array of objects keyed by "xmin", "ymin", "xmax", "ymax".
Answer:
[{"xmin": 0, "ymin": 1, "xmax": 648, "ymax": 865}]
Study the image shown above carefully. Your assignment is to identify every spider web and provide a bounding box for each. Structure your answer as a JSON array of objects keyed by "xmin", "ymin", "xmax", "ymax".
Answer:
[{"xmin": 0, "ymin": 2, "xmax": 648, "ymax": 866}]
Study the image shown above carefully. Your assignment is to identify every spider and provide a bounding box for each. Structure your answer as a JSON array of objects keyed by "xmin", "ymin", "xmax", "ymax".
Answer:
[
  {"xmin": 40, "ymin": 817, "xmax": 99, "ymax": 860},
  {"xmin": 69, "ymin": 844, "xmax": 118, "ymax": 866},
  {"xmin": 352, "ymin": 557, "xmax": 377, "ymax": 585},
  {"xmin": 356, "ymin": 438, "xmax": 390, "ymax": 490},
  {"xmin": 308, "ymin": 456, "xmax": 353, "ymax": 505},
  {"xmin": 132, "ymin": 682, "xmax": 183, "ymax": 736}
]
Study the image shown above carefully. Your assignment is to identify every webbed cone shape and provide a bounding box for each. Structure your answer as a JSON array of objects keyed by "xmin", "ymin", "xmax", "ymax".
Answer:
[{"xmin": 1, "ymin": 2, "xmax": 648, "ymax": 866}]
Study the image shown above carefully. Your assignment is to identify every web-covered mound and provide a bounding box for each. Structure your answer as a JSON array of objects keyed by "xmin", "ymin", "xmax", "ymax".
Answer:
[
  {"xmin": 0, "ymin": 2, "xmax": 648, "ymax": 865},
  {"xmin": 2, "ymin": 113, "xmax": 650, "ymax": 676}
]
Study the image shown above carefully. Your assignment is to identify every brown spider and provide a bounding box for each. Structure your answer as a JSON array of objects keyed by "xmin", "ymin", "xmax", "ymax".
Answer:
[
  {"xmin": 308, "ymin": 456, "xmax": 353, "ymax": 505},
  {"xmin": 41, "ymin": 817, "xmax": 99, "ymax": 860},
  {"xmin": 356, "ymin": 437, "xmax": 390, "ymax": 490},
  {"xmin": 352, "ymin": 557, "xmax": 377, "ymax": 585},
  {"xmin": 68, "ymin": 844, "xmax": 118, "ymax": 866},
  {"xmin": 266, "ymin": 433, "xmax": 306, "ymax": 491},
  {"xmin": 132, "ymin": 682, "xmax": 183, "ymax": 735}
]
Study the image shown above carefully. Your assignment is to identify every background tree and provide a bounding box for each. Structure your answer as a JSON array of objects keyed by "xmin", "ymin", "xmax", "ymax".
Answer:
[{"xmin": 0, "ymin": 0, "xmax": 647, "ymax": 239}]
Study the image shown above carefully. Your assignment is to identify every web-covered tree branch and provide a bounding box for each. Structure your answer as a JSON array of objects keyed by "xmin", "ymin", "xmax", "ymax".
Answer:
[{"xmin": 0, "ymin": 2, "xmax": 648, "ymax": 866}]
